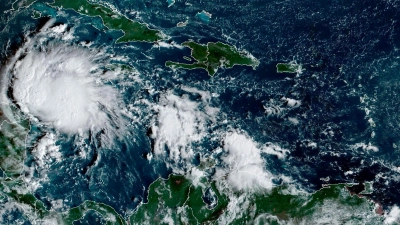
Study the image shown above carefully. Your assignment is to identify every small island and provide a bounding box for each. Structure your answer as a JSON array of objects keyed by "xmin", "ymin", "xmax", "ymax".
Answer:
[
  {"xmin": 276, "ymin": 62, "xmax": 302, "ymax": 73},
  {"xmin": 166, "ymin": 41, "xmax": 259, "ymax": 76},
  {"xmin": 176, "ymin": 20, "xmax": 188, "ymax": 27},
  {"xmin": 49, "ymin": 0, "xmax": 164, "ymax": 43}
]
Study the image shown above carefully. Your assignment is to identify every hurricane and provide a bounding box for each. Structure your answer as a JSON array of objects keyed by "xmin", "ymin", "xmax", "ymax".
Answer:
[{"xmin": 0, "ymin": 20, "xmax": 126, "ymax": 147}]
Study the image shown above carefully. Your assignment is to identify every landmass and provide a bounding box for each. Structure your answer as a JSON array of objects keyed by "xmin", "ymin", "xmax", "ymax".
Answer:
[
  {"xmin": 12, "ymin": 0, "xmax": 164, "ymax": 43},
  {"xmin": 32, "ymin": 10, "xmax": 42, "ymax": 19},
  {"xmin": 0, "ymin": 106, "xmax": 51, "ymax": 221},
  {"xmin": 61, "ymin": 201, "xmax": 126, "ymax": 225},
  {"xmin": 0, "ymin": 128, "xmax": 384, "ymax": 225},
  {"xmin": 0, "ymin": 120, "xmax": 27, "ymax": 178},
  {"xmin": 48, "ymin": 0, "xmax": 164, "ymax": 43},
  {"xmin": 128, "ymin": 174, "xmax": 381, "ymax": 224},
  {"xmin": 177, "ymin": 20, "xmax": 188, "ymax": 27},
  {"xmin": 106, "ymin": 63, "xmax": 139, "ymax": 76},
  {"xmin": 166, "ymin": 41, "xmax": 259, "ymax": 76},
  {"xmin": 1, "ymin": 179, "xmax": 49, "ymax": 217},
  {"xmin": 0, "ymin": 76, "xmax": 377, "ymax": 225},
  {"xmin": 129, "ymin": 174, "xmax": 228, "ymax": 224},
  {"xmin": 276, "ymin": 61, "xmax": 303, "ymax": 73},
  {"xmin": 234, "ymin": 183, "xmax": 380, "ymax": 223},
  {"xmin": 360, "ymin": 182, "xmax": 374, "ymax": 195},
  {"xmin": 0, "ymin": 2, "xmax": 387, "ymax": 224}
]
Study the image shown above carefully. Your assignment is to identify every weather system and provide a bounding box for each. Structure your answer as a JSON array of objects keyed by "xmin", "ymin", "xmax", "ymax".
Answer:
[{"xmin": 0, "ymin": 0, "xmax": 400, "ymax": 224}]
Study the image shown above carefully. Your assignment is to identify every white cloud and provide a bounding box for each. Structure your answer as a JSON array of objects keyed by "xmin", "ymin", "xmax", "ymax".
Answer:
[
  {"xmin": 351, "ymin": 143, "xmax": 379, "ymax": 152},
  {"xmin": 181, "ymin": 86, "xmax": 212, "ymax": 102},
  {"xmin": 264, "ymin": 97, "xmax": 302, "ymax": 118},
  {"xmin": 217, "ymin": 132, "xmax": 288, "ymax": 192},
  {"xmin": 216, "ymin": 194, "xmax": 250, "ymax": 224},
  {"xmin": 150, "ymin": 91, "xmax": 219, "ymax": 172},
  {"xmin": 11, "ymin": 45, "xmax": 122, "ymax": 135},
  {"xmin": 154, "ymin": 41, "xmax": 184, "ymax": 49},
  {"xmin": 0, "ymin": 21, "xmax": 129, "ymax": 147},
  {"xmin": 187, "ymin": 167, "xmax": 206, "ymax": 187},
  {"xmin": 50, "ymin": 24, "xmax": 68, "ymax": 34},
  {"xmin": 385, "ymin": 206, "xmax": 400, "ymax": 224},
  {"xmin": 282, "ymin": 97, "xmax": 301, "ymax": 108},
  {"xmin": 32, "ymin": 133, "xmax": 61, "ymax": 168}
]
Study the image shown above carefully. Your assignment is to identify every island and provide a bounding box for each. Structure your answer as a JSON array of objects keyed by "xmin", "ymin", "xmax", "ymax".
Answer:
[
  {"xmin": 49, "ymin": 0, "xmax": 164, "ymax": 43},
  {"xmin": 32, "ymin": 10, "xmax": 42, "ymax": 19},
  {"xmin": 106, "ymin": 63, "xmax": 138, "ymax": 75},
  {"xmin": 166, "ymin": 41, "xmax": 259, "ymax": 76},
  {"xmin": 276, "ymin": 61, "xmax": 303, "ymax": 73},
  {"xmin": 176, "ymin": 20, "xmax": 188, "ymax": 27}
]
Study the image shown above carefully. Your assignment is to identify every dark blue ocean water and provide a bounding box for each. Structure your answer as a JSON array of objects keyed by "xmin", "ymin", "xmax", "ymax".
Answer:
[
  {"xmin": 2, "ymin": 0, "xmax": 400, "ymax": 221},
  {"xmin": 136, "ymin": 0, "xmax": 400, "ymax": 209}
]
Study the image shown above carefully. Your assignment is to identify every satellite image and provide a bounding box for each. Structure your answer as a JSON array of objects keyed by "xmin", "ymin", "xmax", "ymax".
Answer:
[{"xmin": 0, "ymin": 0, "xmax": 400, "ymax": 224}]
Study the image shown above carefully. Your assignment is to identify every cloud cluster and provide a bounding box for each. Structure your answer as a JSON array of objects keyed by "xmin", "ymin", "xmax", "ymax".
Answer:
[
  {"xmin": 150, "ymin": 91, "xmax": 219, "ymax": 172},
  {"xmin": 217, "ymin": 132, "xmax": 289, "ymax": 192},
  {"xmin": 0, "ymin": 22, "xmax": 126, "ymax": 146},
  {"xmin": 385, "ymin": 206, "xmax": 400, "ymax": 224},
  {"xmin": 11, "ymin": 45, "xmax": 121, "ymax": 135}
]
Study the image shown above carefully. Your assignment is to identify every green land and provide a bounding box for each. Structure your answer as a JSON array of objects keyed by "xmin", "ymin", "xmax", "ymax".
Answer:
[
  {"xmin": 12, "ymin": 0, "xmax": 164, "ymax": 43},
  {"xmin": 0, "ymin": 130, "xmax": 383, "ymax": 225},
  {"xmin": 32, "ymin": 10, "xmax": 42, "ymax": 19},
  {"xmin": 0, "ymin": 106, "xmax": 51, "ymax": 221},
  {"xmin": 166, "ymin": 41, "xmax": 259, "ymax": 76},
  {"xmin": 0, "ymin": 179, "xmax": 50, "ymax": 220},
  {"xmin": 48, "ymin": 0, "xmax": 164, "ymax": 43},
  {"xmin": 229, "ymin": 184, "xmax": 380, "ymax": 224},
  {"xmin": 61, "ymin": 201, "xmax": 126, "ymax": 225},
  {"xmin": 360, "ymin": 182, "xmax": 374, "ymax": 195},
  {"xmin": 276, "ymin": 62, "xmax": 302, "ymax": 73},
  {"xmin": 129, "ymin": 174, "xmax": 229, "ymax": 225},
  {"xmin": 129, "ymin": 174, "xmax": 380, "ymax": 225},
  {"xmin": 0, "ymin": 120, "xmax": 29, "ymax": 178}
]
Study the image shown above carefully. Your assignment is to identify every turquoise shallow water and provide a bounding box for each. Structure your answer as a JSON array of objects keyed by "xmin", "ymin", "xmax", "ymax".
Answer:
[
  {"xmin": 196, "ymin": 11, "xmax": 211, "ymax": 23},
  {"xmin": 166, "ymin": 0, "xmax": 175, "ymax": 7}
]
